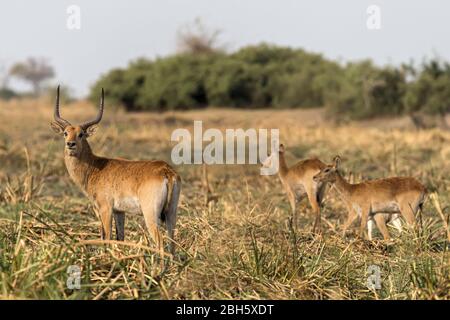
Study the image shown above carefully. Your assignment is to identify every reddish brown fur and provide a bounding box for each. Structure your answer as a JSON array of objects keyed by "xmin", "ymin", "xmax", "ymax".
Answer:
[{"xmin": 313, "ymin": 156, "xmax": 426, "ymax": 240}]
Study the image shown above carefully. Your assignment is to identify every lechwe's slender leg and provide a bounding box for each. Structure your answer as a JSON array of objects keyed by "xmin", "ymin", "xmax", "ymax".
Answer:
[
  {"xmin": 286, "ymin": 188, "xmax": 297, "ymax": 227},
  {"xmin": 142, "ymin": 210, "xmax": 164, "ymax": 256},
  {"xmin": 164, "ymin": 213, "xmax": 176, "ymax": 256},
  {"xmin": 97, "ymin": 201, "xmax": 113, "ymax": 240},
  {"xmin": 140, "ymin": 184, "xmax": 166, "ymax": 257},
  {"xmin": 114, "ymin": 210, "xmax": 125, "ymax": 241},
  {"xmin": 306, "ymin": 186, "xmax": 321, "ymax": 233},
  {"xmin": 367, "ymin": 218, "xmax": 375, "ymax": 240},
  {"xmin": 373, "ymin": 214, "xmax": 391, "ymax": 241},
  {"xmin": 358, "ymin": 205, "xmax": 371, "ymax": 239},
  {"xmin": 342, "ymin": 206, "xmax": 358, "ymax": 237},
  {"xmin": 399, "ymin": 201, "xmax": 417, "ymax": 229}
]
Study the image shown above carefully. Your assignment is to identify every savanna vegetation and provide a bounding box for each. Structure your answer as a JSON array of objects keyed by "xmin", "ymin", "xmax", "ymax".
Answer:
[
  {"xmin": 0, "ymin": 99, "xmax": 448, "ymax": 299},
  {"xmin": 90, "ymin": 44, "xmax": 450, "ymax": 121}
]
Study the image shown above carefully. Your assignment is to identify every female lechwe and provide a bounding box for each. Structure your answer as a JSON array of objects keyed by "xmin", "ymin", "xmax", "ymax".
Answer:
[
  {"xmin": 313, "ymin": 156, "xmax": 426, "ymax": 240},
  {"xmin": 262, "ymin": 144, "xmax": 328, "ymax": 232}
]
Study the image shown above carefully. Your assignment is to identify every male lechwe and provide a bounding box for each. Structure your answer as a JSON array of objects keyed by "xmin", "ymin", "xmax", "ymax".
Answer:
[{"xmin": 50, "ymin": 86, "xmax": 181, "ymax": 255}]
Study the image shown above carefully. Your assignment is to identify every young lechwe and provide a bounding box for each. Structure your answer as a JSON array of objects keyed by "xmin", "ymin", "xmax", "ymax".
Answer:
[
  {"xmin": 50, "ymin": 86, "xmax": 181, "ymax": 255},
  {"xmin": 312, "ymin": 156, "xmax": 427, "ymax": 240},
  {"xmin": 262, "ymin": 144, "xmax": 328, "ymax": 232}
]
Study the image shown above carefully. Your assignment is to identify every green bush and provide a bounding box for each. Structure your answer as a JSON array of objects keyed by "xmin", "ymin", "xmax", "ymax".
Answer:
[
  {"xmin": 404, "ymin": 60, "xmax": 450, "ymax": 115},
  {"xmin": 89, "ymin": 45, "xmax": 450, "ymax": 119},
  {"xmin": 325, "ymin": 61, "xmax": 406, "ymax": 120},
  {"xmin": 0, "ymin": 88, "xmax": 17, "ymax": 100},
  {"xmin": 137, "ymin": 54, "xmax": 216, "ymax": 110},
  {"xmin": 205, "ymin": 57, "xmax": 271, "ymax": 107},
  {"xmin": 271, "ymin": 57, "xmax": 343, "ymax": 108},
  {"xmin": 90, "ymin": 58, "xmax": 152, "ymax": 110}
]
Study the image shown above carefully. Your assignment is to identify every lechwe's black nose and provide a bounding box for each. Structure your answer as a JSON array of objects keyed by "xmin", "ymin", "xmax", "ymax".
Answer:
[{"xmin": 66, "ymin": 141, "xmax": 76, "ymax": 148}]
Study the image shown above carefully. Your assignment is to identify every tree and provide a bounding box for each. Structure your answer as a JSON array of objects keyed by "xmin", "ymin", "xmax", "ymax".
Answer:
[
  {"xmin": 9, "ymin": 57, "xmax": 55, "ymax": 96},
  {"xmin": 176, "ymin": 18, "xmax": 225, "ymax": 55},
  {"xmin": 0, "ymin": 60, "xmax": 17, "ymax": 100},
  {"xmin": 0, "ymin": 62, "xmax": 9, "ymax": 88}
]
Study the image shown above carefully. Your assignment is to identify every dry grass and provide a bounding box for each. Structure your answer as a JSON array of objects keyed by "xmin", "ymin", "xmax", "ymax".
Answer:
[{"xmin": 0, "ymin": 98, "xmax": 448, "ymax": 300}]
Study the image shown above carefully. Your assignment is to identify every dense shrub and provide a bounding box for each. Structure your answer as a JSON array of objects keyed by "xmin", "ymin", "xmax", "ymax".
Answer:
[
  {"xmin": 0, "ymin": 88, "xmax": 17, "ymax": 100},
  {"xmin": 90, "ymin": 59, "xmax": 152, "ymax": 110},
  {"xmin": 271, "ymin": 57, "xmax": 343, "ymax": 108},
  {"xmin": 205, "ymin": 58, "xmax": 263, "ymax": 107},
  {"xmin": 137, "ymin": 54, "xmax": 215, "ymax": 110},
  {"xmin": 325, "ymin": 61, "xmax": 407, "ymax": 120},
  {"xmin": 90, "ymin": 44, "xmax": 450, "ymax": 119},
  {"xmin": 404, "ymin": 60, "xmax": 450, "ymax": 115}
]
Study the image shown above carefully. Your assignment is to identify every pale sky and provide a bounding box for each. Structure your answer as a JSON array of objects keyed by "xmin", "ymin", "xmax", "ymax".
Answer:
[{"xmin": 1, "ymin": 0, "xmax": 449, "ymax": 97}]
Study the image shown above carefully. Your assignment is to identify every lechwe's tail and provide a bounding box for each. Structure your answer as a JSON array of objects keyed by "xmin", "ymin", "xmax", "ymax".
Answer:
[{"xmin": 163, "ymin": 174, "xmax": 181, "ymax": 254}]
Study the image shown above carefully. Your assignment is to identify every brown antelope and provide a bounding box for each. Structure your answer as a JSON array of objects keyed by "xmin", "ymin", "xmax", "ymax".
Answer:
[
  {"xmin": 313, "ymin": 156, "xmax": 426, "ymax": 240},
  {"xmin": 50, "ymin": 86, "xmax": 181, "ymax": 255},
  {"xmin": 262, "ymin": 144, "xmax": 328, "ymax": 232}
]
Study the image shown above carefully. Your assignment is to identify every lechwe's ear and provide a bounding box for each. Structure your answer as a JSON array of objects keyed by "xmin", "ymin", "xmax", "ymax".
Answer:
[
  {"xmin": 85, "ymin": 125, "xmax": 98, "ymax": 137},
  {"xmin": 261, "ymin": 154, "xmax": 271, "ymax": 168},
  {"xmin": 50, "ymin": 121, "xmax": 64, "ymax": 135},
  {"xmin": 333, "ymin": 155, "xmax": 341, "ymax": 169}
]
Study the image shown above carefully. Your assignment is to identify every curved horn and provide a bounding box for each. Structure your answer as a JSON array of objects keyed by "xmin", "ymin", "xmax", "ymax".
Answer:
[
  {"xmin": 54, "ymin": 85, "xmax": 71, "ymax": 128},
  {"xmin": 81, "ymin": 88, "xmax": 104, "ymax": 129}
]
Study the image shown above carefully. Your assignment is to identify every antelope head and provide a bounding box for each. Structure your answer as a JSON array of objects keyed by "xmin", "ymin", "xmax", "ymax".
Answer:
[
  {"xmin": 313, "ymin": 155, "xmax": 341, "ymax": 184},
  {"xmin": 50, "ymin": 85, "xmax": 104, "ymax": 157}
]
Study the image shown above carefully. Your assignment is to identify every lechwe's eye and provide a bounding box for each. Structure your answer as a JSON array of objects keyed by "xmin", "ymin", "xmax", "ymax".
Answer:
[
  {"xmin": 64, "ymin": 132, "xmax": 68, "ymax": 137},
  {"xmin": 324, "ymin": 168, "xmax": 331, "ymax": 173},
  {"xmin": 78, "ymin": 132, "xmax": 84, "ymax": 139}
]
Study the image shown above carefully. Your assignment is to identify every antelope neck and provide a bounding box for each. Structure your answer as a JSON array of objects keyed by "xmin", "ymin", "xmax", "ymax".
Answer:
[
  {"xmin": 64, "ymin": 139, "xmax": 99, "ymax": 192},
  {"xmin": 332, "ymin": 172, "xmax": 353, "ymax": 201},
  {"xmin": 278, "ymin": 152, "xmax": 289, "ymax": 177}
]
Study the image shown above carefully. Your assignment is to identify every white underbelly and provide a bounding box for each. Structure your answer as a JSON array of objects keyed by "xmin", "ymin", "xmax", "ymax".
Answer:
[
  {"xmin": 370, "ymin": 212, "xmax": 401, "ymax": 223},
  {"xmin": 352, "ymin": 202, "xmax": 400, "ymax": 218},
  {"xmin": 113, "ymin": 197, "xmax": 142, "ymax": 214},
  {"xmin": 371, "ymin": 201, "xmax": 400, "ymax": 214}
]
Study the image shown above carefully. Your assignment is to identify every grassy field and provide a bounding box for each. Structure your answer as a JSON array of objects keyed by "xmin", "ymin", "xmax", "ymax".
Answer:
[{"xmin": 0, "ymin": 98, "xmax": 449, "ymax": 300}]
